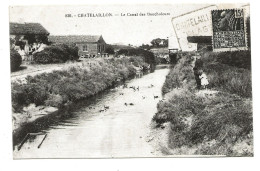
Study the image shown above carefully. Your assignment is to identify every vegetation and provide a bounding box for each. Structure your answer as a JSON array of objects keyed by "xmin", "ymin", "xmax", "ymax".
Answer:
[
  {"xmin": 150, "ymin": 38, "xmax": 168, "ymax": 47},
  {"xmin": 116, "ymin": 48, "xmax": 156, "ymax": 67},
  {"xmin": 12, "ymin": 57, "xmax": 145, "ymax": 113},
  {"xmin": 153, "ymin": 50, "xmax": 253, "ymax": 156},
  {"xmin": 10, "ymin": 49, "xmax": 22, "ymax": 72},
  {"xmin": 105, "ymin": 44, "xmax": 115, "ymax": 54},
  {"xmin": 162, "ymin": 51, "xmax": 252, "ymax": 97},
  {"xmin": 33, "ymin": 43, "xmax": 79, "ymax": 64}
]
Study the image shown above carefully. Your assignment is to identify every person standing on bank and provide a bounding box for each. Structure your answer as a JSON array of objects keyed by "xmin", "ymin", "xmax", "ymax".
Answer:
[
  {"xmin": 193, "ymin": 54, "xmax": 204, "ymax": 89},
  {"xmin": 199, "ymin": 70, "xmax": 209, "ymax": 89}
]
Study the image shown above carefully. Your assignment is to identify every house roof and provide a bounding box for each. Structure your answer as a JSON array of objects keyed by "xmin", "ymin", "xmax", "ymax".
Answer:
[
  {"xmin": 10, "ymin": 22, "xmax": 50, "ymax": 35},
  {"xmin": 48, "ymin": 35, "xmax": 105, "ymax": 44}
]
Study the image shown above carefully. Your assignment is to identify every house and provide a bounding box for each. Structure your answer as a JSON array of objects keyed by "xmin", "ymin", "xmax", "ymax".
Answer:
[
  {"xmin": 9, "ymin": 22, "xmax": 50, "ymax": 60},
  {"xmin": 10, "ymin": 22, "xmax": 50, "ymax": 42},
  {"xmin": 48, "ymin": 35, "xmax": 107, "ymax": 58},
  {"xmin": 10, "ymin": 22, "xmax": 50, "ymax": 36}
]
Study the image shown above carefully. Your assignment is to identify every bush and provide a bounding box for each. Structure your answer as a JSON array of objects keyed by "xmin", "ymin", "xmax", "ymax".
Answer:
[
  {"xmin": 11, "ymin": 58, "xmax": 146, "ymax": 112},
  {"xmin": 153, "ymin": 88, "xmax": 253, "ymax": 156},
  {"xmin": 10, "ymin": 49, "xmax": 22, "ymax": 72},
  {"xmin": 162, "ymin": 54, "xmax": 195, "ymax": 94},
  {"xmin": 153, "ymin": 50, "xmax": 253, "ymax": 156},
  {"xmin": 206, "ymin": 63, "xmax": 252, "ymax": 98},
  {"xmin": 33, "ymin": 44, "xmax": 79, "ymax": 64},
  {"xmin": 215, "ymin": 51, "xmax": 251, "ymax": 69},
  {"xmin": 162, "ymin": 51, "xmax": 252, "ymax": 98},
  {"xmin": 105, "ymin": 45, "xmax": 115, "ymax": 54}
]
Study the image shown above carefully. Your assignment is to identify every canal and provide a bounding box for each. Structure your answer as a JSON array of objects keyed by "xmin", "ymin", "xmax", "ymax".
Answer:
[{"xmin": 14, "ymin": 65, "xmax": 170, "ymax": 158}]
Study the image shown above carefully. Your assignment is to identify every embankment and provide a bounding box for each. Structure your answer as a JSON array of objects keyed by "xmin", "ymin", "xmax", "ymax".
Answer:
[
  {"xmin": 11, "ymin": 57, "xmax": 150, "ymax": 133},
  {"xmin": 152, "ymin": 51, "xmax": 253, "ymax": 156}
]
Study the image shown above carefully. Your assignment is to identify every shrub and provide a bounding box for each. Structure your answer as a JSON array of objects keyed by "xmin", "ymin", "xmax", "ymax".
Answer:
[
  {"xmin": 154, "ymin": 50, "xmax": 253, "ymax": 156},
  {"xmin": 33, "ymin": 44, "xmax": 79, "ymax": 64},
  {"xmin": 11, "ymin": 58, "xmax": 146, "ymax": 112},
  {"xmin": 10, "ymin": 49, "xmax": 22, "ymax": 71},
  {"xmin": 105, "ymin": 45, "xmax": 115, "ymax": 54},
  {"xmin": 162, "ymin": 51, "xmax": 252, "ymax": 98},
  {"xmin": 44, "ymin": 94, "xmax": 64, "ymax": 108},
  {"xmin": 215, "ymin": 51, "xmax": 251, "ymax": 69},
  {"xmin": 162, "ymin": 54, "xmax": 195, "ymax": 94}
]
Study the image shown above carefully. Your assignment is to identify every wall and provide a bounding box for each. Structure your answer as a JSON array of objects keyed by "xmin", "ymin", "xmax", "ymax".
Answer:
[{"xmin": 77, "ymin": 43, "xmax": 106, "ymax": 57}]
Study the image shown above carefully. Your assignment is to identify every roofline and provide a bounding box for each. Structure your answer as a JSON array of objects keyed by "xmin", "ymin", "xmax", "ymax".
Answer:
[
  {"xmin": 9, "ymin": 22, "xmax": 50, "ymax": 35},
  {"xmin": 49, "ymin": 35, "xmax": 104, "ymax": 43},
  {"xmin": 49, "ymin": 34, "xmax": 102, "ymax": 37}
]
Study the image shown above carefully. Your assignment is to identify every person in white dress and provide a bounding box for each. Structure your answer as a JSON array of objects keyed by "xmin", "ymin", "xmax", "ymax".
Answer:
[{"xmin": 199, "ymin": 71, "xmax": 209, "ymax": 89}]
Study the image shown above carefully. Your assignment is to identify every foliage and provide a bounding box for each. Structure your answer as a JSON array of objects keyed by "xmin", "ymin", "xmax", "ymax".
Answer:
[
  {"xmin": 139, "ymin": 44, "xmax": 151, "ymax": 50},
  {"xmin": 10, "ymin": 49, "xmax": 22, "ymax": 72},
  {"xmin": 23, "ymin": 34, "xmax": 50, "ymax": 45},
  {"xmin": 153, "ymin": 88, "xmax": 253, "ymax": 156},
  {"xmin": 11, "ymin": 58, "xmax": 147, "ymax": 112},
  {"xmin": 116, "ymin": 48, "xmax": 156, "ymax": 67},
  {"xmin": 33, "ymin": 43, "xmax": 79, "ymax": 64},
  {"xmin": 162, "ymin": 51, "xmax": 252, "ymax": 98},
  {"xmin": 105, "ymin": 44, "xmax": 115, "ymax": 54},
  {"xmin": 153, "ymin": 50, "xmax": 253, "ymax": 156},
  {"xmin": 117, "ymin": 49, "xmax": 129, "ymax": 56},
  {"xmin": 214, "ymin": 51, "xmax": 251, "ymax": 69},
  {"xmin": 150, "ymin": 38, "xmax": 168, "ymax": 47}
]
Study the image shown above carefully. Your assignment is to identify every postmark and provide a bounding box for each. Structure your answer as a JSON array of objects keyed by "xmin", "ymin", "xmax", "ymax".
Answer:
[{"xmin": 211, "ymin": 9, "xmax": 248, "ymax": 52}]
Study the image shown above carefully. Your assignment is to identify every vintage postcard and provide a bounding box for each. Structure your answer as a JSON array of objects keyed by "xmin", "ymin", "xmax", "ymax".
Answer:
[{"xmin": 9, "ymin": 3, "xmax": 252, "ymax": 159}]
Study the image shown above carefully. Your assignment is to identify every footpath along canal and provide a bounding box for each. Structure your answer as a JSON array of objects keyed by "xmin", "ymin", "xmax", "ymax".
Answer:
[{"xmin": 14, "ymin": 65, "xmax": 170, "ymax": 158}]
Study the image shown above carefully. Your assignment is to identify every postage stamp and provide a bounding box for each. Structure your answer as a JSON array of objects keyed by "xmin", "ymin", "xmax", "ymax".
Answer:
[{"xmin": 211, "ymin": 9, "xmax": 248, "ymax": 52}]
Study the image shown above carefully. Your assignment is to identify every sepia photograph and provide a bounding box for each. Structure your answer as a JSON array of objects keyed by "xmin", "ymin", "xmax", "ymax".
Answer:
[{"xmin": 8, "ymin": 3, "xmax": 253, "ymax": 159}]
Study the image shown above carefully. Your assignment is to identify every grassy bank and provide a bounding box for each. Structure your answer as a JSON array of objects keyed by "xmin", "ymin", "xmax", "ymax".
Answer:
[
  {"xmin": 12, "ymin": 57, "xmax": 148, "ymax": 113},
  {"xmin": 153, "ymin": 51, "xmax": 253, "ymax": 156}
]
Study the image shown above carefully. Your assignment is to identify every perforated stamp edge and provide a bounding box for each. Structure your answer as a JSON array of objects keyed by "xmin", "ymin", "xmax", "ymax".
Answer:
[{"xmin": 211, "ymin": 8, "xmax": 249, "ymax": 52}]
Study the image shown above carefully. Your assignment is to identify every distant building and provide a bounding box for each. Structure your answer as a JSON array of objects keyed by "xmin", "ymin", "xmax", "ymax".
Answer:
[
  {"xmin": 49, "ymin": 35, "xmax": 107, "ymax": 58},
  {"xmin": 187, "ymin": 36, "xmax": 212, "ymax": 51}
]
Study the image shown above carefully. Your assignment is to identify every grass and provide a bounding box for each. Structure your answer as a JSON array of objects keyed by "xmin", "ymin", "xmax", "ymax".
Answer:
[
  {"xmin": 153, "ymin": 50, "xmax": 253, "ymax": 156},
  {"xmin": 11, "ymin": 57, "xmax": 147, "ymax": 113}
]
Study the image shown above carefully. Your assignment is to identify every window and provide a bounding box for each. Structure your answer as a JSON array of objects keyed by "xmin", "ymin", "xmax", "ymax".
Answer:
[{"xmin": 83, "ymin": 45, "xmax": 88, "ymax": 51}]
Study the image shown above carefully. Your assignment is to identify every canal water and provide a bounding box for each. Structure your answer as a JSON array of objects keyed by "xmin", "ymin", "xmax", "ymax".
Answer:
[{"xmin": 14, "ymin": 65, "xmax": 170, "ymax": 158}]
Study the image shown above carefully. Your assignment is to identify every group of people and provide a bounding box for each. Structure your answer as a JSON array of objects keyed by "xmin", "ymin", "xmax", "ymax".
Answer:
[
  {"xmin": 13, "ymin": 41, "xmax": 47, "ymax": 61},
  {"xmin": 193, "ymin": 54, "xmax": 209, "ymax": 90}
]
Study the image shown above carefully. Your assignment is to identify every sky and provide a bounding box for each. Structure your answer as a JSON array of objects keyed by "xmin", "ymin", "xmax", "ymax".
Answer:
[
  {"xmin": 9, "ymin": 4, "xmax": 248, "ymax": 46},
  {"xmin": 9, "ymin": 4, "xmax": 213, "ymax": 46}
]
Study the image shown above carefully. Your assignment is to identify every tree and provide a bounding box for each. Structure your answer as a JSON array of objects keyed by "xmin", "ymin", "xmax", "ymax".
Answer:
[
  {"xmin": 151, "ymin": 38, "xmax": 162, "ymax": 47},
  {"xmin": 105, "ymin": 45, "xmax": 115, "ymax": 54},
  {"xmin": 117, "ymin": 49, "xmax": 129, "ymax": 56},
  {"xmin": 162, "ymin": 39, "xmax": 168, "ymax": 47},
  {"xmin": 10, "ymin": 49, "xmax": 22, "ymax": 71},
  {"xmin": 23, "ymin": 34, "xmax": 50, "ymax": 45},
  {"xmin": 139, "ymin": 44, "xmax": 150, "ymax": 50},
  {"xmin": 35, "ymin": 35, "xmax": 49, "ymax": 45},
  {"xmin": 23, "ymin": 35, "xmax": 36, "ymax": 44},
  {"xmin": 150, "ymin": 38, "xmax": 168, "ymax": 47}
]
